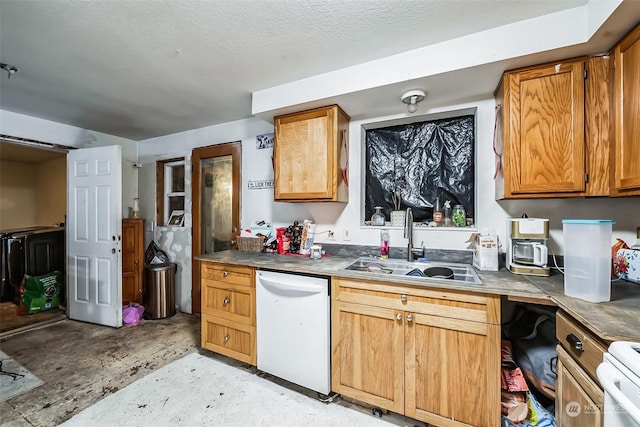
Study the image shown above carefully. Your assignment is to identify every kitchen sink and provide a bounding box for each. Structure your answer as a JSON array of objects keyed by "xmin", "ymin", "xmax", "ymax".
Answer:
[{"xmin": 343, "ymin": 257, "xmax": 483, "ymax": 285}]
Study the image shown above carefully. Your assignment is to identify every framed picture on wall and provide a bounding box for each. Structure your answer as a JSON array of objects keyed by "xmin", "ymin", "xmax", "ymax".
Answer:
[
  {"xmin": 168, "ymin": 210, "xmax": 185, "ymax": 226},
  {"xmin": 256, "ymin": 133, "xmax": 274, "ymax": 149}
]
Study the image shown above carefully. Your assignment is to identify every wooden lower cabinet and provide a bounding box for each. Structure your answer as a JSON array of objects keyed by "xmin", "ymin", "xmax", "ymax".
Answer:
[
  {"xmin": 407, "ymin": 314, "xmax": 500, "ymax": 426},
  {"xmin": 333, "ymin": 302, "xmax": 405, "ymax": 413},
  {"xmin": 332, "ymin": 278, "xmax": 501, "ymax": 427},
  {"xmin": 556, "ymin": 345, "xmax": 604, "ymax": 427},
  {"xmin": 200, "ymin": 262, "xmax": 256, "ymax": 365},
  {"xmin": 555, "ymin": 310, "xmax": 606, "ymax": 426}
]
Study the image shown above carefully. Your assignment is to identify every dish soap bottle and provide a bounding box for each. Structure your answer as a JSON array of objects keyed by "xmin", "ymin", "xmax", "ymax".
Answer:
[
  {"xmin": 380, "ymin": 229, "xmax": 390, "ymax": 259},
  {"xmin": 371, "ymin": 206, "xmax": 385, "ymax": 226}
]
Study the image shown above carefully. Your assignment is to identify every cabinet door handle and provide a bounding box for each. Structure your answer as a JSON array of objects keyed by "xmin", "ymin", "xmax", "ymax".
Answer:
[
  {"xmin": 223, "ymin": 271, "xmax": 229, "ymax": 277},
  {"xmin": 400, "ymin": 294, "xmax": 407, "ymax": 303},
  {"xmin": 224, "ymin": 335, "xmax": 229, "ymax": 342},
  {"xmin": 566, "ymin": 333, "xmax": 584, "ymax": 352},
  {"xmin": 406, "ymin": 314, "xmax": 413, "ymax": 323},
  {"xmin": 396, "ymin": 313, "xmax": 402, "ymax": 321},
  {"xmin": 223, "ymin": 297, "xmax": 230, "ymax": 305}
]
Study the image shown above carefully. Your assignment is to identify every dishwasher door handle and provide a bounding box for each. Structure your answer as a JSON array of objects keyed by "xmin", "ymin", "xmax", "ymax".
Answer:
[
  {"xmin": 258, "ymin": 277, "xmax": 325, "ymax": 296},
  {"xmin": 597, "ymin": 363, "xmax": 640, "ymax": 424}
]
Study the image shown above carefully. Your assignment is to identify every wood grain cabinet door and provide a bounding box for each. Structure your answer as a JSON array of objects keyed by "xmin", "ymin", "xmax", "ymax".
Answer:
[
  {"xmin": 612, "ymin": 24, "xmax": 640, "ymax": 195},
  {"xmin": 331, "ymin": 300, "xmax": 405, "ymax": 414},
  {"xmin": 405, "ymin": 313, "xmax": 500, "ymax": 427},
  {"xmin": 504, "ymin": 61, "xmax": 586, "ymax": 195},
  {"xmin": 556, "ymin": 345, "xmax": 604, "ymax": 427},
  {"xmin": 274, "ymin": 105, "xmax": 349, "ymax": 202}
]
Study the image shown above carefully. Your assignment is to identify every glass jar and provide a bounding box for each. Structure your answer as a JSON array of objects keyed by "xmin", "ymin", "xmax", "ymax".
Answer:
[
  {"xmin": 452, "ymin": 205, "xmax": 466, "ymax": 227},
  {"xmin": 371, "ymin": 206, "xmax": 385, "ymax": 226}
]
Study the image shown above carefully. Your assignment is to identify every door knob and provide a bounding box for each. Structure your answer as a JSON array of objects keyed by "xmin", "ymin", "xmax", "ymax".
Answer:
[
  {"xmin": 223, "ymin": 271, "xmax": 229, "ymax": 277},
  {"xmin": 406, "ymin": 314, "xmax": 413, "ymax": 323},
  {"xmin": 396, "ymin": 313, "xmax": 402, "ymax": 321},
  {"xmin": 223, "ymin": 297, "xmax": 230, "ymax": 305},
  {"xmin": 224, "ymin": 335, "xmax": 229, "ymax": 342}
]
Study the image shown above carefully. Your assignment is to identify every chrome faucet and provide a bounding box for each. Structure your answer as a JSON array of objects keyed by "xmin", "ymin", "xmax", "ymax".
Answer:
[{"xmin": 404, "ymin": 207, "xmax": 424, "ymax": 261}]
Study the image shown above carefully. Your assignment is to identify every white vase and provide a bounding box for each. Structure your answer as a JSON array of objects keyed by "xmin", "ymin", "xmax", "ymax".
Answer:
[{"xmin": 390, "ymin": 210, "xmax": 405, "ymax": 227}]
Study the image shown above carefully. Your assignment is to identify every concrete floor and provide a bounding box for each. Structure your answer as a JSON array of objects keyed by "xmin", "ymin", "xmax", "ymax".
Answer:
[
  {"xmin": 1, "ymin": 314, "xmax": 425, "ymax": 427},
  {"xmin": 0, "ymin": 313, "xmax": 201, "ymax": 426}
]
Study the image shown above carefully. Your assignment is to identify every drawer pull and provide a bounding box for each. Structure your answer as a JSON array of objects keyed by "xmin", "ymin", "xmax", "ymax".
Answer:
[
  {"xmin": 566, "ymin": 333, "xmax": 584, "ymax": 352},
  {"xmin": 223, "ymin": 297, "xmax": 230, "ymax": 305},
  {"xmin": 400, "ymin": 294, "xmax": 407, "ymax": 303},
  {"xmin": 223, "ymin": 271, "xmax": 229, "ymax": 277},
  {"xmin": 224, "ymin": 335, "xmax": 229, "ymax": 342}
]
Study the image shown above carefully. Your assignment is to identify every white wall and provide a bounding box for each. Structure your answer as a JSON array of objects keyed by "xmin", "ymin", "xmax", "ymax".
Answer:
[
  {"xmin": 255, "ymin": 99, "xmax": 639, "ymax": 256},
  {"xmin": 137, "ymin": 117, "xmax": 275, "ymax": 313},
  {"xmin": 138, "ymin": 100, "xmax": 639, "ymax": 314}
]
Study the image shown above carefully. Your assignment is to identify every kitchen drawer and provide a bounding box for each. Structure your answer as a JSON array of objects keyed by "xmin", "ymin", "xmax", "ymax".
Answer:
[
  {"xmin": 202, "ymin": 279, "xmax": 255, "ymax": 325},
  {"xmin": 201, "ymin": 313, "xmax": 256, "ymax": 365},
  {"xmin": 201, "ymin": 263, "xmax": 254, "ymax": 287},
  {"xmin": 556, "ymin": 311, "xmax": 607, "ymax": 383},
  {"xmin": 333, "ymin": 278, "xmax": 499, "ymax": 324}
]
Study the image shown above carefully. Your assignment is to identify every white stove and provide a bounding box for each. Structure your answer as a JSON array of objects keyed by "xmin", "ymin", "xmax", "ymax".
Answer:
[{"xmin": 597, "ymin": 341, "xmax": 640, "ymax": 426}]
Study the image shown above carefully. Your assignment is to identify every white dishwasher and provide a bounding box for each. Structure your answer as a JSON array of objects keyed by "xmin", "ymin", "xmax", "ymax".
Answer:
[{"xmin": 256, "ymin": 270, "xmax": 330, "ymax": 395}]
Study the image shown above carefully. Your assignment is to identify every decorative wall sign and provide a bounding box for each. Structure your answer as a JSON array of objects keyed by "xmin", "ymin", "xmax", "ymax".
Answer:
[
  {"xmin": 248, "ymin": 179, "xmax": 274, "ymax": 189},
  {"xmin": 256, "ymin": 133, "xmax": 274, "ymax": 149}
]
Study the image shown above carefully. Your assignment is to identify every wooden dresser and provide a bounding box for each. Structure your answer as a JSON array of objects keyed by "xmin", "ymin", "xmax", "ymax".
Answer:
[{"xmin": 122, "ymin": 218, "xmax": 145, "ymax": 304}]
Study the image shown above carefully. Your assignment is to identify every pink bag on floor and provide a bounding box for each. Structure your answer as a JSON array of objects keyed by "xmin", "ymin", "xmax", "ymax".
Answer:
[{"xmin": 123, "ymin": 303, "xmax": 145, "ymax": 326}]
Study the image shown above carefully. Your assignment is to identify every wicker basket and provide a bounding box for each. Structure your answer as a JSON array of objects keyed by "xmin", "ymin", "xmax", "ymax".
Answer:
[{"xmin": 237, "ymin": 236, "xmax": 265, "ymax": 252}]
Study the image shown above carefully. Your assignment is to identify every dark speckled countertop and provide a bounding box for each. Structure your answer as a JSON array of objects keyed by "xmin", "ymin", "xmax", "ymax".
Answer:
[{"xmin": 196, "ymin": 250, "xmax": 640, "ymax": 343}]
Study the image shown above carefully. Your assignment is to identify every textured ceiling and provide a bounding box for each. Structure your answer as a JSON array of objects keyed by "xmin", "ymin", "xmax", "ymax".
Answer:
[{"xmin": 0, "ymin": 0, "xmax": 637, "ymax": 141}]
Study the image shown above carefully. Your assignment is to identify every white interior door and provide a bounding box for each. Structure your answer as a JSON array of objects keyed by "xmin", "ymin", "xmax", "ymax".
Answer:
[{"xmin": 67, "ymin": 145, "xmax": 122, "ymax": 327}]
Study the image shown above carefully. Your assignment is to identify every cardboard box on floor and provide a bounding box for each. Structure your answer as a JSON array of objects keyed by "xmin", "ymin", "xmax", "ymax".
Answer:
[{"xmin": 467, "ymin": 233, "xmax": 499, "ymax": 271}]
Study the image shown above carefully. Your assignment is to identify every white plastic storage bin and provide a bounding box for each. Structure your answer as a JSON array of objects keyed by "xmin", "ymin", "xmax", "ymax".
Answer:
[{"xmin": 562, "ymin": 219, "xmax": 614, "ymax": 303}]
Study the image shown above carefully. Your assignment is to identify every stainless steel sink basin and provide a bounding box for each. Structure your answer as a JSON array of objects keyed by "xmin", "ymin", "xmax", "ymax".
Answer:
[{"xmin": 344, "ymin": 257, "xmax": 482, "ymax": 285}]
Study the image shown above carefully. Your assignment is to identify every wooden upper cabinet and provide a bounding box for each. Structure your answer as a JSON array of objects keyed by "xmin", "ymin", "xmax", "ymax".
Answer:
[
  {"xmin": 495, "ymin": 56, "xmax": 611, "ymax": 199},
  {"xmin": 274, "ymin": 105, "xmax": 349, "ymax": 202},
  {"xmin": 611, "ymin": 24, "xmax": 640, "ymax": 196}
]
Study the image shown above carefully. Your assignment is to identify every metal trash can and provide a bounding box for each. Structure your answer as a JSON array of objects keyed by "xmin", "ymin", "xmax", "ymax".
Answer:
[{"xmin": 144, "ymin": 262, "xmax": 176, "ymax": 319}]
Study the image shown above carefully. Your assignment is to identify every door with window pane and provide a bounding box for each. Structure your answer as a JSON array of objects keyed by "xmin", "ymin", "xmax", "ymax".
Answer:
[{"xmin": 191, "ymin": 142, "xmax": 241, "ymax": 313}]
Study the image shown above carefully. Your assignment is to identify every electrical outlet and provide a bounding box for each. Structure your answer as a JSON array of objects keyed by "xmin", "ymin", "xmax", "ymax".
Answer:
[{"xmin": 343, "ymin": 228, "xmax": 351, "ymax": 241}]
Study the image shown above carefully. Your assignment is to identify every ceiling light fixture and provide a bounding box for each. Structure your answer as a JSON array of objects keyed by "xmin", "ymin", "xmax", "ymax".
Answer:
[
  {"xmin": 1, "ymin": 63, "xmax": 19, "ymax": 79},
  {"xmin": 401, "ymin": 89, "xmax": 426, "ymax": 113}
]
